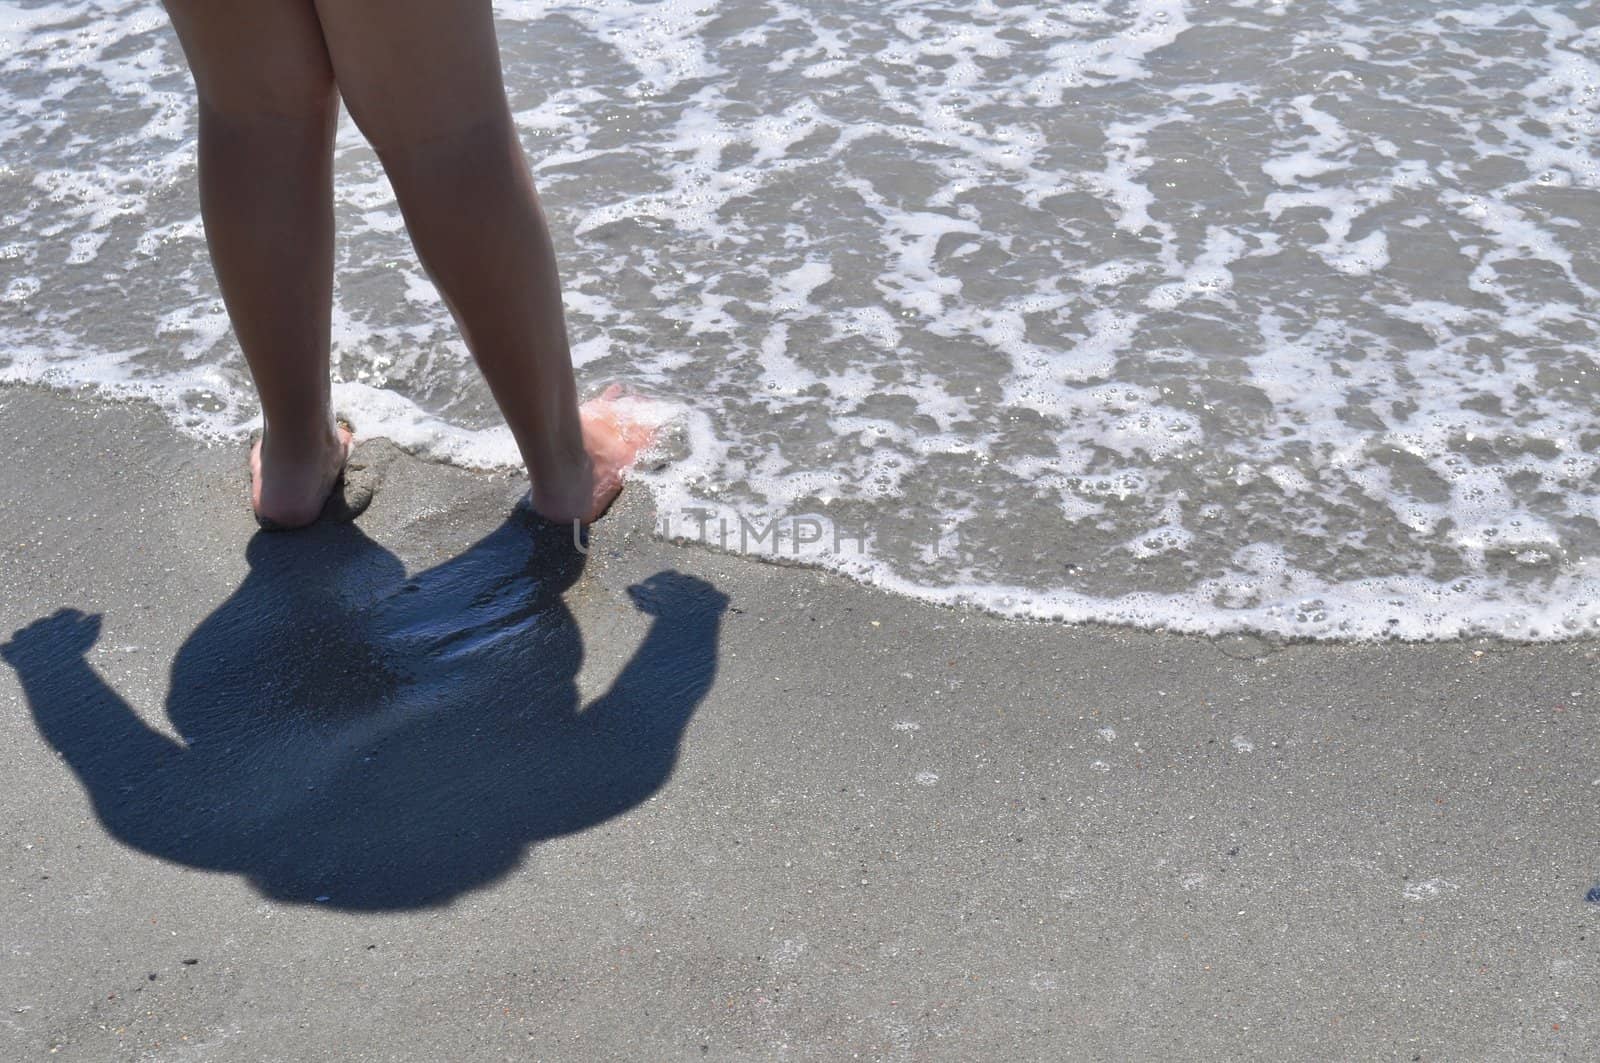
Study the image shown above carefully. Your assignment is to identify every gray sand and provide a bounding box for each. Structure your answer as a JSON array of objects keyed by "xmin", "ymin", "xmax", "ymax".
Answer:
[{"xmin": 2, "ymin": 383, "xmax": 1598, "ymax": 1061}]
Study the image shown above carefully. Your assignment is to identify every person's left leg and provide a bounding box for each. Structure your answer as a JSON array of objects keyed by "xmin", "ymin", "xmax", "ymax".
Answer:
[{"xmin": 163, "ymin": 0, "xmax": 351, "ymax": 528}]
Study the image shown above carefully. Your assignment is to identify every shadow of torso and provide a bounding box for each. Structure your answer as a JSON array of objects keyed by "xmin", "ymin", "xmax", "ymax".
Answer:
[{"xmin": 6, "ymin": 510, "xmax": 726, "ymax": 910}]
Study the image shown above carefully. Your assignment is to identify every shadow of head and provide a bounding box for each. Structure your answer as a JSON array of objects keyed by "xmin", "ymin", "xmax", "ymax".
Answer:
[{"xmin": 2, "ymin": 508, "xmax": 728, "ymax": 910}]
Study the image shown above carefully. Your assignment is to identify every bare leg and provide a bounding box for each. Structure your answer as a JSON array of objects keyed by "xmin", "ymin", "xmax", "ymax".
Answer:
[
  {"xmin": 163, "ymin": 1, "xmax": 352, "ymax": 528},
  {"xmin": 313, "ymin": 0, "xmax": 649, "ymax": 524}
]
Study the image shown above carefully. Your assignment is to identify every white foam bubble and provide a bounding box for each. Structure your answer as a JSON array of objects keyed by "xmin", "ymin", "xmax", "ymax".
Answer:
[{"xmin": 8, "ymin": 0, "xmax": 1600, "ymax": 642}]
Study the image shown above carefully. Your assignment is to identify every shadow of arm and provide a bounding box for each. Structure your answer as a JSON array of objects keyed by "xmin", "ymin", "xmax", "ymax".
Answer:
[
  {"xmin": 575, "ymin": 572, "xmax": 728, "ymax": 812},
  {"xmin": 2, "ymin": 610, "xmax": 188, "ymax": 840}
]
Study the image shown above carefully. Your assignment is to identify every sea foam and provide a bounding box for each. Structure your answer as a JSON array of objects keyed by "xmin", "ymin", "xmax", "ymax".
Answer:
[{"xmin": 4, "ymin": 0, "xmax": 1600, "ymax": 640}]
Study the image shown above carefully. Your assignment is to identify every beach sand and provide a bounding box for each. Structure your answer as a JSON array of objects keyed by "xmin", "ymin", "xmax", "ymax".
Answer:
[{"xmin": 2, "ymin": 382, "xmax": 1597, "ymax": 1059}]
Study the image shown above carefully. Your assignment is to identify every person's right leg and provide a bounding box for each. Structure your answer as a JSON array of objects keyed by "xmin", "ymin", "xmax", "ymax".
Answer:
[
  {"xmin": 163, "ymin": 0, "xmax": 352, "ymax": 528},
  {"xmin": 312, "ymin": 0, "xmax": 650, "ymax": 524}
]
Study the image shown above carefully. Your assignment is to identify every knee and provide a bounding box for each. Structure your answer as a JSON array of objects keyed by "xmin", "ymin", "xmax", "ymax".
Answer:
[
  {"xmin": 362, "ymin": 111, "xmax": 525, "ymax": 192},
  {"xmin": 347, "ymin": 94, "xmax": 519, "ymax": 168},
  {"xmin": 192, "ymin": 67, "xmax": 337, "ymax": 126}
]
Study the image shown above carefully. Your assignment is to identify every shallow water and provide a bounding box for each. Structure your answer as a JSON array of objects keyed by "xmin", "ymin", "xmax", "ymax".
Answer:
[{"xmin": 4, "ymin": 0, "xmax": 1600, "ymax": 639}]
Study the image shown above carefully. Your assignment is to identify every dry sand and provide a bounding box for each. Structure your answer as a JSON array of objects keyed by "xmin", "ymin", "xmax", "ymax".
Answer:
[{"xmin": 2, "ymin": 383, "xmax": 1598, "ymax": 1060}]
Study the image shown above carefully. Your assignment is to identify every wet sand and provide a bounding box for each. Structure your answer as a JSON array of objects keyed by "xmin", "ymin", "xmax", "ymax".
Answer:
[{"xmin": 1, "ymin": 382, "xmax": 1598, "ymax": 1060}]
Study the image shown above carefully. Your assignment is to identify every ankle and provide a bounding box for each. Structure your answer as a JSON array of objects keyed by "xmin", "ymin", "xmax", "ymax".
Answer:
[
  {"xmin": 532, "ymin": 451, "xmax": 593, "ymax": 495},
  {"xmin": 262, "ymin": 419, "xmax": 342, "ymax": 460},
  {"xmin": 523, "ymin": 426, "xmax": 591, "ymax": 482}
]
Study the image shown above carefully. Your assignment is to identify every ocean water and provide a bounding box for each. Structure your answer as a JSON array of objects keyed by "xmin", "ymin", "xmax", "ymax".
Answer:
[{"xmin": 3, "ymin": 0, "xmax": 1600, "ymax": 640}]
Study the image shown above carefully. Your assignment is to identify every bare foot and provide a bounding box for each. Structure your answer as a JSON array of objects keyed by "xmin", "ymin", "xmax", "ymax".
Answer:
[
  {"xmin": 250, "ymin": 424, "xmax": 354, "ymax": 530},
  {"xmin": 530, "ymin": 386, "xmax": 656, "ymax": 525}
]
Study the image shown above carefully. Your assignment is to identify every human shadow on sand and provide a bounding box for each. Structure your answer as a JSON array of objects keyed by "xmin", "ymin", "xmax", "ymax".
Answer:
[{"xmin": 1, "ymin": 508, "xmax": 727, "ymax": 910}]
